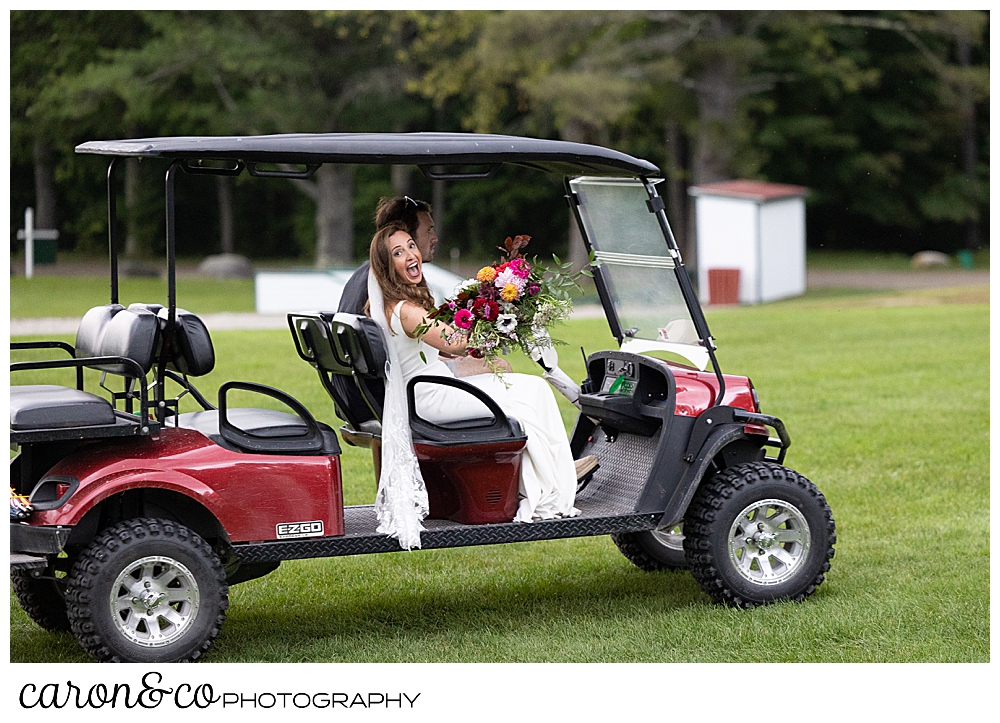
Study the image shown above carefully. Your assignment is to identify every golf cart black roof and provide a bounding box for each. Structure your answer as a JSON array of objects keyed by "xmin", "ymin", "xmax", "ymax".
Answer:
[{"xmin": 75, "ymin": 132, "xmax": 660, "ymax": 177}]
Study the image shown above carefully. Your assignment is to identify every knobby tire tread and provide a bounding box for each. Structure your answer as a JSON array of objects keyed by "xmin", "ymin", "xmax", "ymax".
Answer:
[
  {"xmin": 683, "ymin": 461, "xmax": 836, "ymax": 608},
  {"xmin": 64, "ymin": 517, "xmax": 229, "ymax": 663},
  {"xmin": 11, "ymin": 569, "xmax": 70, "ymax": 632},
  {"xmin": 611, "ymin": 532, "xmax": 688, "ymax": 572}
]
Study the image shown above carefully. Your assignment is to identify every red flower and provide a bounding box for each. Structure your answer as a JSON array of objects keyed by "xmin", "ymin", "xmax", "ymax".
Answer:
[
  {"xmin": 473, "ymin": 298, "xmax": 499, "ymax": 321},
  {"xmin": 468, "ymin": 347, "xmax": 484, "ymax": 359},
  {"xmin": 454, "ymin": 309, "xmax": 474, "ymax": 329}
]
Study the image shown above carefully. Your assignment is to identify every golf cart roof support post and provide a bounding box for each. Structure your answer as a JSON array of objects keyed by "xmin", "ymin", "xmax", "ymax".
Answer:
[
  {"xmin": 562, "ymin": 178, "xmax": 625, "ymax": 344},
  {"xmin": 155, "ymin": 160, "xmax": 181, "ymax": 422},
  {"xmin": 107, "ymin": 158, "xmax": 122, "ymax": 305},
  {"xmin": 640, "ymin": 177, "xmax": 726, "ymax": 407},
  {"xmin": 165, "ymin": 161, "xmax": 178, "ymax": 320}
]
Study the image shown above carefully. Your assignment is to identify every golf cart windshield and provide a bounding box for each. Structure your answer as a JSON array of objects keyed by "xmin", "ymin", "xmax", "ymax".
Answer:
[{"xmin": 570, "ymin": 177, "xmax": 708, "ymax": 370}]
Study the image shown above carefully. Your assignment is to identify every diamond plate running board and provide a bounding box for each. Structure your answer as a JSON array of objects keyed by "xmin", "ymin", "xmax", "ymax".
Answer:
[{"xmin": 233, "ymin": 506, "xmax": 659, "ymax": 564}]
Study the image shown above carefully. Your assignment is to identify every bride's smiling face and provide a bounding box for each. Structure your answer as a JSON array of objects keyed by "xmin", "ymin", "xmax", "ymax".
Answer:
[{"xmin": 390, "ymin": 229, "xmax": 423, "ymax": 285}]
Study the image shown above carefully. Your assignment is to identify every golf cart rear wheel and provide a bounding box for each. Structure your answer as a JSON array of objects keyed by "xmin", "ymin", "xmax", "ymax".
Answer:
[
  {"xmin": 683, "ymin": 462, "xmax": 835, "ymax": 608},
  {"xmin": 612, "ymin": 525, "xmax": 688, "ymax": 571},
  {"xmin": 64, "ymin": 518, "xmax": 229, "ymax": 663},
  {"xmin": 11, "ymin": 568, "xmax": 70, "ymax": 632}
]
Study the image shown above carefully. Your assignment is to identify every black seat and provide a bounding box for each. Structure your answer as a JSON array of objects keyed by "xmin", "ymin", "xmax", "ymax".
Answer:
[
  {"xmin": 176, "ymin": 407, "xmax": 340, "ymax": 456},
  {"xmin": 10, "ymin": 385, "xmax": 116, "ymax": 430},
  {"xmin": 11, "ymin": 304, "xmax": 161, "ymax": 436}
]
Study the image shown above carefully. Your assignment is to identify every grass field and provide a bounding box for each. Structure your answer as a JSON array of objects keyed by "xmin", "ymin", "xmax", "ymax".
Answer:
[
  {"xmin": 11, "ymin": 249, "xmax": 989, "ymax": 319},
  {"xmin": 9, "ymin": 274, "xmax": 257, "ymax": 318},
  {"xmin": 806, "ymin": 248, "xmax": 990, "ymax": 270},
  {"xmin": 8, "ymin": 285, "xmax": 989, "ymax": 663}
]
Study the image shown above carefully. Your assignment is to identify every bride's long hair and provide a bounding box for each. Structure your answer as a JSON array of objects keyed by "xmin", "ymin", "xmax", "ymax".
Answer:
[{"xmin": 368, "ymin": 221, "xmax": 435, "ymax": 321}]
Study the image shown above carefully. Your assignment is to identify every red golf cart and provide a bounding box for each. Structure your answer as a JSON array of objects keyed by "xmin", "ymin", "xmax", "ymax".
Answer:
[{"xmin": 10, "ymin": 133, "xmax": 835, "ymax": 662}]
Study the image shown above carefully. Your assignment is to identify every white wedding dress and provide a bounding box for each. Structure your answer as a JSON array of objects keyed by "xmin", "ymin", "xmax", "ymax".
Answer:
[{"xmin": 386, "ymin": 300, "xmax": 580, "ymax": 523}]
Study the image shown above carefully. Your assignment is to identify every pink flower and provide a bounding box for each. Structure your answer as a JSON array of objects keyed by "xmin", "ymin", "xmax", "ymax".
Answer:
[
  {"xmin": 495, "ymin": 267, "xmax": 526, "ymax": 293},
  {"xmin": 454, "ymin": 309, "xmax": 474, "ymax": 329},
  {"xmin": 509, "ymin": 258, "xmax": 530, "ymax": 279},
  {"xmin": 527, "ymin": 283, "xmax": 540, "ymax": 296}
]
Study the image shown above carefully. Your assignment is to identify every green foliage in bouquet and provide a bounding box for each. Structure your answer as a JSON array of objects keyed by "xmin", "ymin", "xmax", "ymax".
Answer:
[{"xmin": 416, "ymin": 235, "xmax": 596, "ymax": 375}]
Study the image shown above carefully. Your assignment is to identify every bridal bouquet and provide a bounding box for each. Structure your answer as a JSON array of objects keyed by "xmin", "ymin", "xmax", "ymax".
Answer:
[{"xmin": 417, "ymin": 234, "xmax": 592, "ymax": 374}]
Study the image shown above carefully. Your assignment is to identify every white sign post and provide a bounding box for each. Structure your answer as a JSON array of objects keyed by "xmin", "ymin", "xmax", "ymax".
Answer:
[{"xmin": 16, "ymin": 207, "xmax": 60, "ymax": 279}]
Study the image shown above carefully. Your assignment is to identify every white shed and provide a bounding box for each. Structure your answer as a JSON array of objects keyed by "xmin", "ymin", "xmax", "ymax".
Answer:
[{"xmin": 689, "ymin": 180, "xmax": 808, "ymax": 305}]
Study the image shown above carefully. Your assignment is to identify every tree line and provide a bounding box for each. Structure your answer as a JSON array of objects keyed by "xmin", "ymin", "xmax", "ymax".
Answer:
[{"xmin": 11, "ymin": 10, "xmax": 989, "ymax": 269}]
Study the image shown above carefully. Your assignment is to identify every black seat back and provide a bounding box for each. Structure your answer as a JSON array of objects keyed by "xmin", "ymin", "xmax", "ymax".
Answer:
[
  {"xmin": 289, "ymin": 312, "xmax": 353, "ymax": 375},
  {"xmin": 75, "ymin": 304, "xmax": 159, "ymax": 375},
  {"xmin": 127, "ymin": 303, "xmax": 216, "ymax": 377},
  {"xmin": 289, "ymin": 312, "xmax": 386, "ymax": 429},
  {"xmin": 330, "ymin": 313, "xmax": 388, "ymax": 379}
]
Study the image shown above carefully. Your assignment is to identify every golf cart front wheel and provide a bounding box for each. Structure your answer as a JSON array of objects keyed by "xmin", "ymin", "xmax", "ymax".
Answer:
[
  {"xmin": 611, "ymin": 524, "xmax": 688, "ymax": 571},
  {"xmin": 683, "ymin": 462, "xmax": 835, "ymax": 607},
  {"xmin": 64, "ymin": 518, "xmax": 229, "ymax": 663}
]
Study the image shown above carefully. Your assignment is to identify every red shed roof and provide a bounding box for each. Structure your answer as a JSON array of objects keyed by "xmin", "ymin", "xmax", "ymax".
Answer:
[{"xmin": 688, "ymin": 179, "xmax": 808, "ymax": 202}]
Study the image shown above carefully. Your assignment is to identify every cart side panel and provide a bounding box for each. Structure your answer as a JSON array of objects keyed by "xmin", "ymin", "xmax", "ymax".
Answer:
[{"xmin": 27, "ymin": 428, "xmax": 345, "ymax": 543}]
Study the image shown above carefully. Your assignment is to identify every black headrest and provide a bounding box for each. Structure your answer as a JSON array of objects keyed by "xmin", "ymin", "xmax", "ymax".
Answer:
[
  {"xmin": 288, "ymin": 313, "xmax": 352, "ymax": 375},
  {"xmin": 157, "ymin": 308, "xmax": 215, "ymax": 377},
  {"xmin": 125, "ymin": 304, "xmax": 215, "ymax": 377},
  {"xmin": 75, "ymin": 304, "xmax": 159, "ymax": 375},
  {"xmin": 75, "ymin": 304, "xmax": 123, "ymax": 358},
  {"xmin": 330, "ymin": 313, "xmax": 387, "ymax": 379}
]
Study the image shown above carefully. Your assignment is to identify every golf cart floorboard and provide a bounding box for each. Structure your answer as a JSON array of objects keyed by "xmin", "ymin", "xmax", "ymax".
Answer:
[{"xmin": 233, "ymin": 501, "xmax": 659, "ymax": 563}]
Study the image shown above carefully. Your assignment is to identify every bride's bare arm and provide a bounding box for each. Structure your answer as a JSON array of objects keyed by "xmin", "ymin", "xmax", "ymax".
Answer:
[
  {"xmin": 453, "ymin": 355, "xmax": 511, "ymax": 376},
  {"xmin": 397, "ymin": 302, "xmax": 468, "ymax": 356}
]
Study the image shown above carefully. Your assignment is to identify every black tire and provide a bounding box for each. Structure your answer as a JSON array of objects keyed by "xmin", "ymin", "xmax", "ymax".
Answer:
[
  {"xmin": 683, "ymin": 462, "xmax": 835, "ymax": 608},
  {"xmin": 612, "ymin": 524, "xmax": 689, "ymax": 571},
  {"xmin": 11, "ymin": 568, "xmax": 70, "ymax": 632},
  {"xmin": 64, "ymin": 518, "xmax": 229, "ymax": 663}
]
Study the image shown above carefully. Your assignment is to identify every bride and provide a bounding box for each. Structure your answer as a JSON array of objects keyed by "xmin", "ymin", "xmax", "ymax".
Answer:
[{"xmin": 366, "ymin": 221, "xmax": 589, "ymax": 548}]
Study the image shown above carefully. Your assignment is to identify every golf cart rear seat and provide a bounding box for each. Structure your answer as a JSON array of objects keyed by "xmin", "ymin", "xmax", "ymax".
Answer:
[
  {"xmin": 289, "ymin": 311, "xmax": 527, "ymax": 524},
  {"xmin": 10, "ymin": 304, "xmax": 163, "ymax": 441},
  {"xmin": 117, "ymin": 305, "xmax": 342, "ymax": 456},
  {"xmin": 12, "ymin": 303, "xmax": 328, "ymax": 456}
]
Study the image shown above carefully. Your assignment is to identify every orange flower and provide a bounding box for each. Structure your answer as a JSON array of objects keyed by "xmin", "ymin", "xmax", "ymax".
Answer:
[
  {"xmin": 501, "ymin": 283, "xmax": 519, "ymax": 302},
  {"xmin": 477, "ymin": 266, "xmax": 497, "ymax": 283}
]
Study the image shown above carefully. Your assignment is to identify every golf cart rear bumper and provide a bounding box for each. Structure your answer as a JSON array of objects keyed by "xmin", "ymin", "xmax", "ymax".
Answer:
[{"xmin": 10, "ymin": 523, "xmax": 71, "ymax": 557}]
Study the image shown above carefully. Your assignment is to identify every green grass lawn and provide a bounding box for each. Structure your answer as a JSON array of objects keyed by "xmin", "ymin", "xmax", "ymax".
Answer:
[
  {"xmin": 9, "ymin": 275, "xmax": 257, "ymax": 318},
  {"xmin": 9, "ymin": 291, "xmax": 989, "ymax": 662},
  {"xmin": 12, "ymin": 248, "xmax": 988, "ymax": 319},
  {"xmin": 806, "ymin": 247, "xmax": 990, "ymax": 270}
]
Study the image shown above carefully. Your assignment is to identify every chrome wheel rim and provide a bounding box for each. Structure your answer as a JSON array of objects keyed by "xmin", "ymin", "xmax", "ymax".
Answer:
[
  {"xmin": 728, "ymin": 499, "xmax": 811, "ymax": 586},
  {"xmin": 110, "ymin": 555, "xmax": 200, "ymax": 648},
  {"xmin": 651, "ymin": 524, "xmax": 684, "ymax": 551}
]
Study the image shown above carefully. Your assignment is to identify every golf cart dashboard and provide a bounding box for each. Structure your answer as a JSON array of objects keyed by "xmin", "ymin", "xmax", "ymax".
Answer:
[
  {"xmin": 598, "ymin": 357, "xmax": 639, "ymax": 396},
  {"xmin": 579, "ymin": 351, "xmax": 674, "ymax": 436}
]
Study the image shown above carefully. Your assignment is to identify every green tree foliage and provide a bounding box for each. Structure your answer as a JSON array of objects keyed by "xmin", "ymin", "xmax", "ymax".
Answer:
[
  {"xmin": 749, "ymin": 10, "xmax": 989, "ymax": 252},
  {"xmin": 11, "ymin": 11, "xmax": 152, "ymax": 248},
  {"xmin": 10, "ymin": 10, "xmax": 989, "ymax": 266},
  {"xmin": 24, "ymin": 10, "xmax": 419, "ymax": 266}
]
